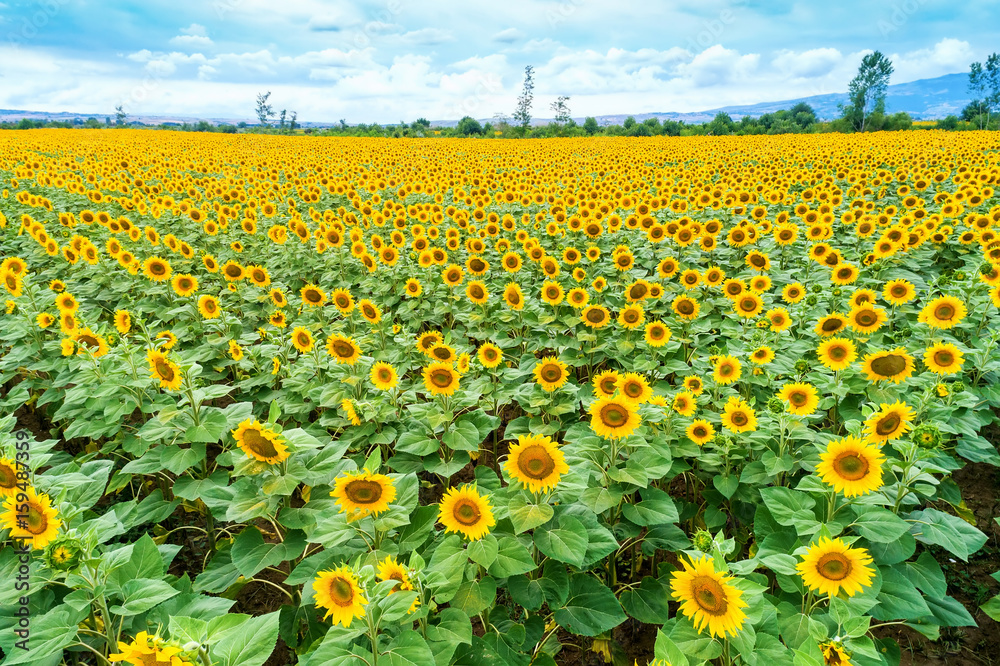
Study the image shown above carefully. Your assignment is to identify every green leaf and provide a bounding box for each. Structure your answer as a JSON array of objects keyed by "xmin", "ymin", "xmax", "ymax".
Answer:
[
  {"xmin": 426, "ymin": 608, "xmax": 473, "ymax": 666},
  {"xmin": 507, "ymin": 575, "xmax": 545, "ymax": 612},
  {"xmin": 507, "ymin": 494, "xmax": 554, "ymax": 533},
  {"xmin": 759, "ymin": 487, "xmax": 820, "ymax": 535},
  {"xmin": 533, "ymin": 516, "xmax": 588, "ymax": 567},
  {"xmin": 907, "ymin": 508, "xmax": 988, "ymax": 561},
  {"xmin": 427, "ymin": 535, "xmax": 466, "ymax": 603},
  {"xmin": 554, "ymin": 573, "xmax": 627, "ymax": 637},
  {"xmin": 620, "ymin": 576, "xmax": 673, "ymax": 624},
  {"xmin": 851, "ymin": 506, "xmax": 910, "ymax": 543},
  {"xmin": 212, "ymin": 610, "xmax": 280, "ymax": 666},
  {"xmin": 442, "ymin": 419, "xmax": 481, "ymax": 452},
  {"xmin": 466, "ymin": 534, "xmax": 498, "ymax": 568},
  {"xmin": 488, "ymin": 536, "xmax": 536, "ymax": 578},
  {"xmin": 539, "ymin": 560, "xmax": 570, "ymax": 607},
  {"xmin": 905, "ymin": 552, "xmax": 947, "ymax": 597},
  {"xmin": 622, "ymin": 488, "xmax": 679, "ymax": 526},
  {"xmin": 169, "ymin": 615, "xmax": 209, "ymax": 645},
  {"xmin": 110, "ymin": 579, "xmax": 179, "ymax": 616},
  {"xmin": 2, "ymin": 607, "xmax": 85, "ymax": 665},
  {"xmin": 451, "ymin": 577, "xmax": 497, "ymax": 616},
  {"xmin": 653, "ymin": 631, "xmax": 689, "ymax": 666},
  {"xmin": 981, "ymin": 595, "xmax": 1000, "ymax": 622},
  {"xmin": 871, "ymin": 568, "xmax": 931, "ymax": 621},
  {"xmin": 713, "ymin": 474, "xmax": 740, "ymax": 499},
  {"xmin": 383, "ymin": 631, "xmax": 436, "ymax": 666}
]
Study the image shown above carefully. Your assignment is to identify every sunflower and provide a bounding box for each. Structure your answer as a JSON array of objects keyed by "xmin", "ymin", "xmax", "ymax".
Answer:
[
  {"xmin": 197, "ymin": 294, "xmax": 220, "ymax": 319},
  {"xmin": 581, "ymin": 304, "xmax": 611, "ymax": 328},
  {"xmin": 332, "ymin": 469, "xmax": 396, "ymax": 517},
  {"xmin": 713, "ymin": 355, "xmax": 741, "ymax": 385},
  {"xmin": 423, "ymin": 362, "xmax": 460, "ymax": 396},
  {"xmin": 534, "ymin": 356, "xmax": 570, "ymax": 392},
  {"xmin": 109, "ymin": 631, "xmax": 195, "ymax": 666},
  {"xmin": 919, "ymin": 295, "xmax": 966, "ymax": 329},
  {"xmin": 782, "ymin": 283, "xmax": 806, "ymax": 304},
  {"xmin": 477, "ymin": 342, "xmax": 504, "ymax": 368},
  {"xmin": 114, "ymin": 310, "xmax": 131, "ymax": 334},
  {"xmin": 341, "ymin": 399, "xmax": 362, "ymax": 426},
  {"xmin": 814, "ymin": 313, "xmax": 848, "ymax": 337},
  {"xmin": 378, "ymin": 555, "xmax": 414, "ymax": 593},
  {"xmin": 326, "ymin": 335, "xmax": 361, "ymax": 365},
  {"xmin": 721, "ymin": 397, "xmax": 757, "ymax": 433},
  {"xmin": 439, "ymin": 485, "xmax": 495, "ymax": 540},
  {"xmin": 541, "ymin": 280, "xmax": 564, "ymax": 306},
  {"xmin": 817, "ymin": 338, "xmax": 857, "ymax": 371},
  {"xmin": 291, "ymin": 327, "xmax": 315, "ymax": 353},
  {"xmin": 749, "ymin": 346, "xmax": 775, "ymax": 365},
  {"xmin": 331, "ymin": 288, "xmax": 355, "ymax": 314},
  {"xmin": 860, "ymin": 348, "xmax": 915, "ymax": 384},
  {"xmin": 503, "ymin": 282, "xmax": 525, "ymax": 310},
  {"xmin": 269, "ymin": 311, "xmax": 287, "ymax": 328},
  {"xmin": 466, "ymin": 280, "xmax": 489, "ymax": 304},
  {"xmin": 404, "ymin": 278, "xmax": 422, "ymax": 298},
  {"xmin": 686, "ymin": 419, "xmax": 715, "ymax": 446},
  {"xmin": 863, "ymin": 401, "xmax": 915, "ymax": 443},
  {"xmin": 593, "ymin": 369, "xmax": 621, "ymax": 397},
  {"xmin": 142, "ymin": 256, "xmax": 172, "ymax": 282},
  {"xmin": 816, "ymin": 435, "xmax": 885, "ymax": 497},
  {"xmin": 313, "ymin": 566, "xmax": 368, "ymax": 627},
  {"xmin": 882, "ymin": 279, "xmax": 916, "ymax": 305},
  {"xmin": 228, "ymin": 340, "xmax": 244, "ymax": 360},
  {"xmin": 232, "ymin": 418, "xmax": 288, "ymax": 464},
  {"xmin": 171, "ymin": 273, "xmax": 198, "ymax": 297},
  {"xmin": 1, "ymin": 486, "xmax": 61, "ymax": 550},
  {"xmin": 848, "ymin": 305, "xmax": 887, "ymax": 335},
  {"xmin": 672, "ymin": 295, "xmax": 700, "ymax": 321},
  {"xmin": 370, "ymin": 361, "xmax": 398, "ymax": 390},
  {"xmin": 589, "ymin": 396, "xmax": 641, "ymax": 439},
  {"xmin": 618, "ymin": 372, "xmax": 653, "ymax": 404},
  {"xmin": 35, "ymin": 312, "xmax": 54, "ymax": 329},
  {"xmin": 147, "ymin": 349, "xmax": 182, "ymax": 390},
  {"xmin": 72, "ymin": 328, "xmax": 109, "ymax": 358},
  {"xmin": 831, "ymin": 263, "xmax": 859, "ymax": 285},
  {"xmin": 417, "ymin": 331, "xmax": 442, "ymax": 355},
  {"xmin": 505, "ymin": 433, "xmax": 569, "ymax": 493},
  {"xmin": 270, "ymin": 289, "xmax": 288, "ymax": 308},
  {"xmin": 612, "ymin": 303, "xmax": 643, "ymax": 330},
  {"xmin": 819, "ymin": 642, "xmax": 854, "ymax": 666},
  {"xmin": 797, "ymin": 537, "xmax": 875, "ymax": 597},
  {"xmin": 766, "ymin": 307, "xmax": 792, "ymax": 332},
  {"xmin": 670, "ymin": 556, "xmax": 748, "ymax": 639},
  {"xmin": 300, "ymin": 283, "xmax": 326, "ymax": 307},
  {"xmin": 55, "ymin": 292, "xmax": 78, "ymax": 313},
  {"xmin": 644, "ymin": 321, "xmax": 671, "ymax": 347},
  {"xmin": 777, "ymin": 382, "xmax": 819, "ymax": 416},
  {"xmin": 849, "ymin": 288, "xmax": 878, "ymax": 309},
  {"xmin": 672, "ymin": 391, "xmax": 697, "ymax": 416},
  {"xmin": 354, "ymin": 299, "xmax": 380, "ymax": 324},
  {"xmin": 567, "ymin": 287, "xmax": 590, "ymax": 308},
  {"xmin": 923, "ymin": 342, "xmax": 964, "ymax": 374}
]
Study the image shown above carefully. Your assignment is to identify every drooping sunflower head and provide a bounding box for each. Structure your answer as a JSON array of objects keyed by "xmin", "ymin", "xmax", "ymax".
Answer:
[
  {"xmin": 816, "ymin": 435, "xmax": 885, "ymax": 497},
  {"xmin": 331, "ymin": 469, "xmax": 396, "ymax": 517},
  {"xmin": 504, "ymin": 433, "xmax": 569, "ymax": 493},
  {"xmin": 146, "ymin": 349, "xmax": 182, "ymax": 391},
  {"xmin": 313, "ymin": 565, "xmax": 369, "ymax": 627},
  {"xmin": 534, "ymin": 356, "xmax": 570, "ymax": 392},
  {"xmin": 232, "ymin": 418, "xmax": 288, "ymax": 464},
  {"xmin": 796, "ymin": 537, "xmax": 875, "ymax": 598},
  {"xmin": 670, "ymin": 556, "xmax": 748, "ymax": 639},
  {"xmin": 861, "ymin": 348, "xmax": 915, "ymax": 384},
  {"xmin": 438, "ymin": 485, "xmax": 495, "ymax": 541},
  {"xmin": 589, "ymin": 396, "xmax": 641, "ymax": 439}
]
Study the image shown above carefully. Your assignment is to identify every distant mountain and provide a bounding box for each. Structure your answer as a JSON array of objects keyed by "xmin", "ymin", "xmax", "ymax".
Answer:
[{"xmin": 1, "ymin": 73, "xmax": 973, "ymax": 128}]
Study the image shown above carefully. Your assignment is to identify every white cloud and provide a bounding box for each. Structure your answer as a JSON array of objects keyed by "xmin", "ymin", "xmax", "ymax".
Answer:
[
  {"xmin": 772, "ymin": 48, "xmax": 843, "ymax": 79},
  {"xmin": 891, "ymin": 38, "xmax": 973, "ymax": 82},
  {"xmin": 170, "ymin": 24, "xmax": 213, "ymax": 49},
  {"xmin": 395, "ymin": 28, "xmax": 454, "ymax": 46},
  {"xmin": 675, "ymin": 45, "xmax": 760, "ymax": 87},
  {"xmin": 492, "ymin": 28, "xmax": 523, "ymax": 43}
]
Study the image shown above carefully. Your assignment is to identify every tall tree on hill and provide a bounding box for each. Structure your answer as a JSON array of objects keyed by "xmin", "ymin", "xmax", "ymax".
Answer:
[
  {"xmin": 966, "ymin": 55, "xmax": 1000, "ymax": 130},
  {"xmin": 513, "ymin": 65, "xmax": 534, "ymax": 136},
  {"xmin": 255, "ymin": 91, "xmax": 275, "ymax": 127},
  {"xmin": 841, "ymin": 51, "xmax": 893, "ymax": 132}
]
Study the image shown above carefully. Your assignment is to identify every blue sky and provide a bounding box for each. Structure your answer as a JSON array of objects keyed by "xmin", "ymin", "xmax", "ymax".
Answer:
[{"xmin": 0, "ymin": 0, "xmax": 994, "ymax": 122}]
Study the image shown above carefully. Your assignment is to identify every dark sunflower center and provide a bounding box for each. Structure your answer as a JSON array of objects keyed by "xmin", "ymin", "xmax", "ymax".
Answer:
[
  {"xmin": 297, "ymin": 333, "xmax": 310, "ymax": 347},
  {"xmin": 517, "ymin": 445, "xmax": 556, "ymax": 479},
  {"xmin": 677, "ymin": 300, "xmax": 695, "ymax": 315},
  {"xmin": 934, "ymin": 304, "xmax": 955, "ymax": 320},
  {"xmin": 433, "ymin": 348, "xmax": 452, "ymax": 361},
  {"xmin": 833, "ymin": 452, "xmax": 868, "ymax": 480},
  {"xmin": 838, "ymin": 269, "xmax": 852, "ymax": 279},
  {"xmin": 623, "ymin": 309, "xmax": 639, "ymax": 323},
  {"xmin": 243, "ymin": 428, "xmax": 279, "ymax": 458},
  {"xmin": 817, "ymin": 553, "xmax": 852, "ymax": 581},
  {"xmin": 226, "ymin": 266, "xmax": 241, "ymax": 278},
  {"xmin": 378, "ymin": 369, "xmax": 393, "ymax": 381},
  {"xmin": 333, "ymin": 341, "xmax": 354, "ymax": 358},
  {"xmin": 345, "ymin": 480, "xmax": 383, "ymax": 505},
  {"xmin": 692, "ymin": 426, "xmax": 708, "ymax": 438},
  {"xmin": 155, "ymin": 359, "xmax": 175, "ymax": 382},
  {"xmin": 305, "ymin": 290, "xmax": 320, "ymax": 303},
  {"xmin": 586, "ymin": 309, "xmax": 606, "ymax": 323},
  {"xmin": 600, "ymin": 403, "xmax": 628, "ymax": 427},
  {"xmin": 719, "ymin": 364, "xmax": 734, "ymax": 377},
  {"xmin": 541, "ymin": 364, "xmax": 562, "ymax": 382},
  {"xmin": 649, "ymin": 326, "xmax": 665, "ymax": 340},
  {"xmin": 336, "ymin": 296, "xmax": 350, "ymax": 307},
  {"xmin": 454, "ymin": 500, "xmax": 481, "ymax": 526},
  {"xmin": 870, "ymin": 354, "xmax": 906, "ymax": 377},
  {"xmin": 740, "ymin": 297, "xmax": 757, "ymax": 312},
  {"xmin": 24, "ymin": 502, "xmax": 46, "ymax": 534},
  {"xmin": 822, "ymin": 318, "xmax": 844, "ymax": 332},
  {"xmin": 78, "ymin": 334, "xmax": 100, "ymax": 349},
  {"xmin": 933, "ymin": 350, "xmax": 954, "ymax": 366},
  {"xmin": 470, "ymin": 259, "xmax": 485, "ymax": 271},
  {"xmin": 629, "ymin": 285, "xmax": 647, "ymax": 299},
  {"xmin": 875, "ymin": 412, "xmax": 901, "ymax": 436},
  {"xmin": 731, "ymin": 411, "xmax": 748, "ymax": 426},
  {"xmin": 507, "ymin": 291, "xmax": 521, "ymax": 305},
  {"xmin": 430, "ymin": 369, "xmax": 454, "ymax": 388},
  {"xmin": 855, "ymin": 310, "xmax": 877, "ymax": 326},
  {"xmin": 751, "ymin": 255, "xmax": 766, "ymax": 267},
  {"xmin": 330, "ymin": 577, "xmax": 355, "ymax": 606},
  {"xmin": 471, "ymin": 286, "xmax": 484, "ymax": 299},
  {"xmin": 622, "ymin": 381, "xmax": 643, "ymax": 398},
  {"xmin": 599, "ymin": 378, "xmax": 617, "ymax": 394},
  {"xmin": 789, "ymin": 391, "xmax": 808, "ymax": 406},
  {"xmin": 690, "ymin": 576, "xmax": 728, "ymax": 616},
  {"xmin": 150, "ymin": 263, "xmax": 165, "ymax": 275},
  {"xmin": 828, "ymin": 345, "xmax": 847, "ymax": 361},
  {"xmin": 0, "ymin": 463, "xmax": 16, "ymax": 489}
]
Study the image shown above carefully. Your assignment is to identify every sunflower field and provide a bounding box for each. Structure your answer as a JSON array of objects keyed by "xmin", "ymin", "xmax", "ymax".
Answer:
[{"xmin": 1, "ymin": 129, "xmax": 1000, "ymax": 666}]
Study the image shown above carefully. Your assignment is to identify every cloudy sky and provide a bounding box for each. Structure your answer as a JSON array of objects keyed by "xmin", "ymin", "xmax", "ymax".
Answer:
[{"xmin": 0, "ymin": 0, "xmax": 993, "ymax": 122}]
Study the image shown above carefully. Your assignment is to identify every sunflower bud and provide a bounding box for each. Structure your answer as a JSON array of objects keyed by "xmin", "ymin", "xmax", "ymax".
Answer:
[
  {"xmin": 831, "ymin": 288, "xmax": 842, "ymax": 297},
  {"xmin": 911, "ymin": 423, "xmax": 943, "ymax": 449},
  {"xmin": 952, "ymin": 381, "xmax": 966, "ymax": 393},
  {"xmin": 979, "ymin": 262, "xmax": 995, "ymax": 276},
  {"xmin": 811, "ymin": 283, "xmax": 824, "ymax": 294},
  {"xmin": 806, "ymin": 295, "xmax": 819, "ymax": 306},
  {"xmin": 794, "ymin": 359, "xmax": 810, "ymax": 374},
  {"xmin": 767, "ymin": 397, "xmax": 784, "ymax": 414},
  {"xmin": 44, "ymin": 535, "xmax": 85, "ymax": 571},
  {"xmin": 692, "ymin": 529, "xmax": 714, "ymax": 553}
]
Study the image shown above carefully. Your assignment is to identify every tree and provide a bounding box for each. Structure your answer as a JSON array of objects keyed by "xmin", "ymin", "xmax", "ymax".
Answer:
[
  {"xmin": 842, "ymin": 51, "xmax": 893, "ymax": 132},
  {"xmin": 550, "ymin": 96, "xmax": 571, "ymax": 124},
  {"xmin": 967, "ymin": 55, "xmax": 1000, "ymax": 130},
  {"xmin": 279, "ymin": 110, "xmax": 287, "ymax": 131},
  {"xmin": 115, "ymin": 104, "xmax": 127, "ymax": 127},
  {"xmin": 583, "ymin": 117, "xmax": 599, "ymax": 135},
  {"xmin": 706, "ymin": 112, "xmax": 735, "ymax": 136},
  {"xmin": 513, "ymin": 65, "xmax": 534, "ymax": 135},
  {"xmin": 290, "ymin": 111, "xmax": 298, "ymax": 132},
  {"xmin": 255, "ymin": 92, "xmax": 275, "ymax": 127},
  {"xmin": 456, "ymin": 116, "xmax": 484, "ymax": 136}
]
